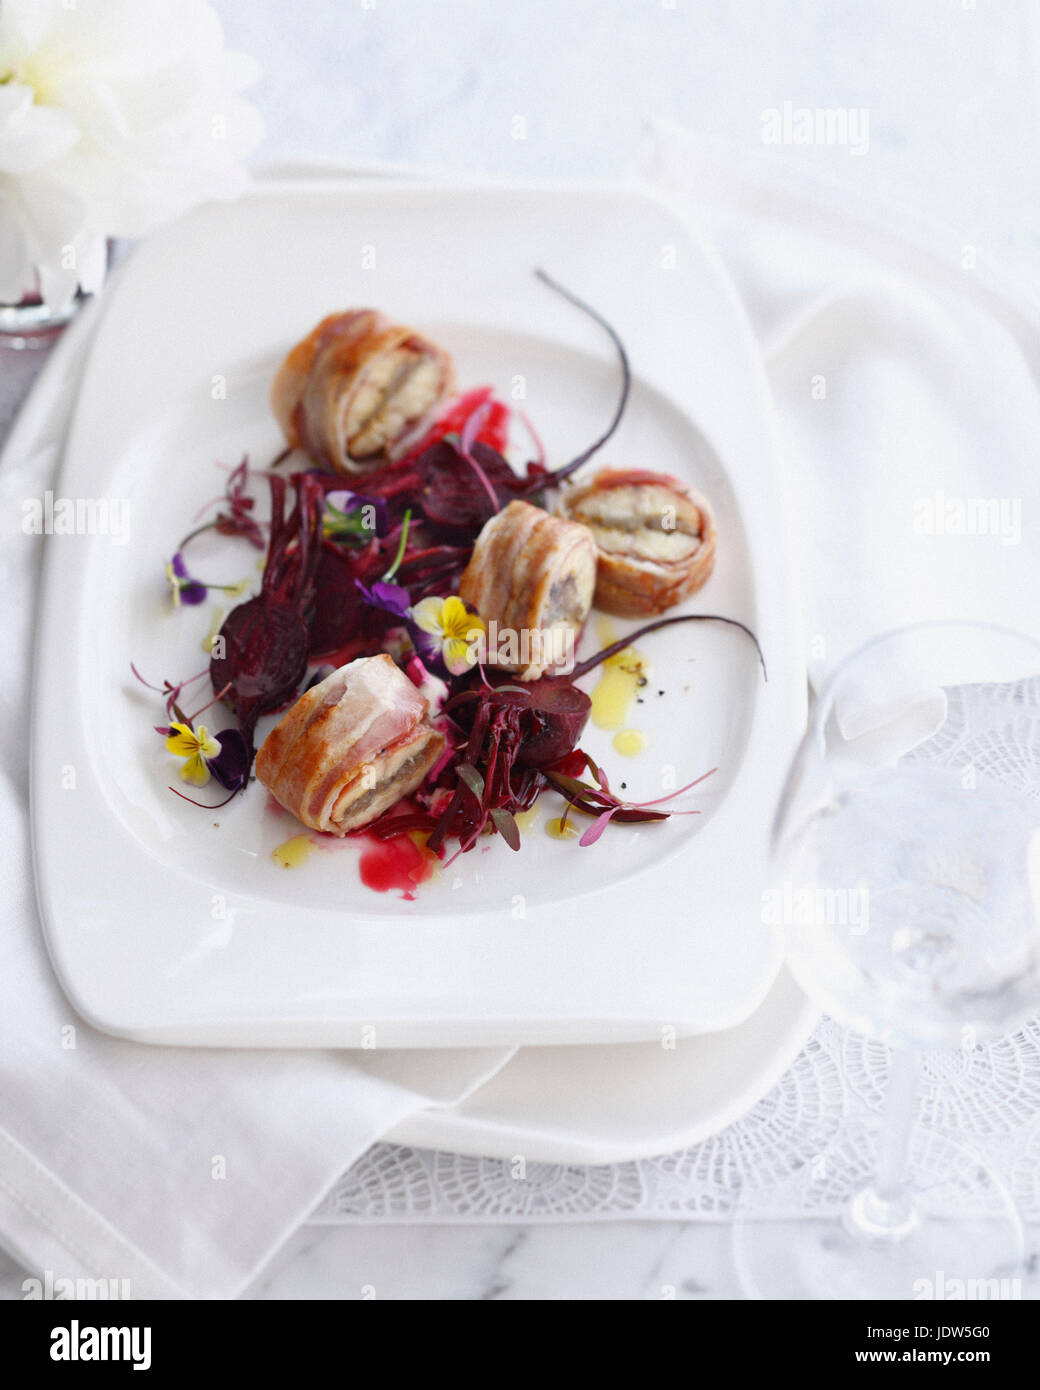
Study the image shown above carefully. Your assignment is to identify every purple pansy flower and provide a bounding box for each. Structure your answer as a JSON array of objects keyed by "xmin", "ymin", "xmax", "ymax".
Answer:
[
  {"xmin": 354, "ymin": 578, "xmax": 412, "ymax": 618},
  {"xmin": 354, "ymin": 578, "xmax": 443, "ymax": 670},
  {"xmin": 166, "ymin": 552, "xmax": 208, "ymax": 606},
  {"xmin": 207, "ymin": 727, "xmax": 251, "ymax": 792}
]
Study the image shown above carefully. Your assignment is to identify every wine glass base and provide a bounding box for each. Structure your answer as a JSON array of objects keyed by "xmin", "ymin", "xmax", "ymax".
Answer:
[{"xmin": 733, "ymin": 1126, "xmax": 1025, "ymax": 1301}]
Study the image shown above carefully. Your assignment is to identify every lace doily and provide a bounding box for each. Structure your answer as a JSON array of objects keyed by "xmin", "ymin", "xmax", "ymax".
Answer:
[{"xmin": 314, "ymin": 677, "xmax": 1040, "ymax": 1224}]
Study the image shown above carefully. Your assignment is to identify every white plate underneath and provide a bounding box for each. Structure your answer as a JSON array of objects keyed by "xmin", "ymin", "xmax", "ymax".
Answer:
[
  {"xmin": 383, "ymin": 967, "xmax": 816, "ymax": 1166},
  {"xmin": 32, "ymin": 177, "xmax": 805, "ymax": 1047}
]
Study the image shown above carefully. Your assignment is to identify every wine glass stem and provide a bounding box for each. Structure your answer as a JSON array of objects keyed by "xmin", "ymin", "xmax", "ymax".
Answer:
[
  {"xmin": 876, "ymin": 1045, "xmax": 920, "ymax": 1198},
  {"xmin": 844, "ymin": 1045, "xmax": 921, "ymax": 1239}
]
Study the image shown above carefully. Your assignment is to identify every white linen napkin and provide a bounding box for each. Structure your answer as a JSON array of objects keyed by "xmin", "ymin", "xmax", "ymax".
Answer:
[
  {"xmin": 637, "ymin": 121, "xmax": 1040, "ymax": 686},
  {"xmin": 0, "ymin": 304, "xmax": 515, "ymax": 1298}
]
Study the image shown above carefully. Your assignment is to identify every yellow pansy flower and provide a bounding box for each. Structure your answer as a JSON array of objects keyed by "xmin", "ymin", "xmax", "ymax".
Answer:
[
  {"xmin": 166, "ymin": 722, "xmax": 221, "ymax": 787},
  {"xmin": 411, "ymin": 595, "xmax": 486, "ymax": 676}
]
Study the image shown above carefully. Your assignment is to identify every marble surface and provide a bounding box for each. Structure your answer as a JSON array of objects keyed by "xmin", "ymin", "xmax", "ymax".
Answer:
[
  {"xmin": 2, "ymin": 1224, "xmax": 1038, "ymax": 1301},
  {"xmin": 0, "ymin": 1226, "xmax": 739, "ymax": 1300},
  {"xmin": 4, "ymin": 0, "xmax": 1039, "ymax": 1300}
]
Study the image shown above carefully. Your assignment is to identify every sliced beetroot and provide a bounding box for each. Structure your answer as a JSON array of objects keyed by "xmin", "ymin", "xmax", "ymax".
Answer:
[
  {"xmin": 307, "ymin": 528, "xmax": 471, "ymax": 659},
  {"xmin": 405, "ymin": 675, "xmax": 592, "ymax": 857},
  {"xmin": 513, "ymin": 681, "xmax": 591, "ymax": 769},
  {"xmin": 465, "ymin": 677, "xmax": 592, "ymax": 770},
  {"xmin": 210, "ymin": 598, "xmax": 310, "ymax": 743},
  {"xmin": 308, "ymin": 540, "xmax": 380, "ymax": 658},
  {"xmin": 209, "ymin": 472, "xmax": 324, "ymax": 758},
  {"xmin": 415, "ymin": 439, "xmax": 529, "ymax": 541},
  {"xmin": 394, "ymin": 542, "xmax": 472, "ymax": 602}
]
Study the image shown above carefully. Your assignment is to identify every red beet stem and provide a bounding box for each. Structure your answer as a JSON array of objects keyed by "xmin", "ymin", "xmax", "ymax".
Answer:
[
  {"xmin": 569, "ymin": 614, "xmax": 768, "ymax": 682},
  {"xmin": 517, "ymin": 268, "xmax": 631, "ymax": 495}
]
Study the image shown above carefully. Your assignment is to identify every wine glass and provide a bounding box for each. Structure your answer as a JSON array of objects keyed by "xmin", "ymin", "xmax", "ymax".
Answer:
[{"xmin": 734, "ymin": 621, "xmax": 1040, "ymax": 1300}]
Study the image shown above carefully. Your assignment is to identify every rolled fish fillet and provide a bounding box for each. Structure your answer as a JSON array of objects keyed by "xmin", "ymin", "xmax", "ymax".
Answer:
[
  {"xmin": 458, "ymin": 499, "xmax": 597, "ymax": 681},
  {"xmin": 560, "ymin": 468, "xmax": 716, "ymax": 616},
  {"xmin": 255, "ymin": 654, "xmax": 445, "ymax": 835},
  {"xmin": 270, "ymin": 309, "xmax": 455, "ymax": 474}
]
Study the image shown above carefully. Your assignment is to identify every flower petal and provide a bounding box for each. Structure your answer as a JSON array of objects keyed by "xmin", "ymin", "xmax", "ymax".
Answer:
[
  {"xmin": 165, "ymin": 722, "xmax": 199, "ymax": 757},
  {"xmin": 0, "ymin": 85, "xmax": 80, "ymax": 174},
  {"xmin": 439, "ymin": 595, "xmax": 470, "ymax": 638},
  {"xmin": 443, "ymin": 636, "xmax": 478, "ymax": 676},
  {"xmin": 208, "ymin": 727, "xmax": 250, "ymax": 792},
  {"xmin": 404, "ymin": 619, "xmax": 442, "ymax": 669},
  {"xmin": 180, "ymin": 752, "xmax": 211, "ymax": 787},
  {"xmin": 180, "ymin": 580, "xmax": 208, "ymax": 605},
  {"xmin": 370, "ymin": 581, "xmax": 411, "ymax": 617},
  {"xmin": 411, "ymin": 596, "xmax": 446, "ymax": 637},
  {"xmin": 195, "ymin": 724, "xmax": 221, "ymax": 760}
]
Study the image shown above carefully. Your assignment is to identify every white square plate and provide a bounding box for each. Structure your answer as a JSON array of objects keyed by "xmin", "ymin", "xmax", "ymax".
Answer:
[{"xmin": 31, "ymin": 179, "xmax": 805, "ymax": 1046}]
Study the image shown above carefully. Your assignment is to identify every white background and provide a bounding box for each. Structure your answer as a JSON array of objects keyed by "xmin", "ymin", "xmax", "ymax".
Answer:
[{"xmin": 221, "ymin": 0, "xmax": 1040, "ymax": 272}]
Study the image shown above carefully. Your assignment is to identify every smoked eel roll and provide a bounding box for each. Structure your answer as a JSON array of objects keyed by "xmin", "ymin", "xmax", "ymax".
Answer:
[
  {"xmin": 560, "ymin": 468, "xmax": 716, "ymax": 616},
  {"xmin": 255, "ymin": 654, "xmax": 445, "ymax": 834},
  {"xmin": 270, "ymin": 310, "xmax": 455, "ymax": 474},
  {"xmin": 458, "ymin": 499, "xmax": 597, "ymax": 681}
]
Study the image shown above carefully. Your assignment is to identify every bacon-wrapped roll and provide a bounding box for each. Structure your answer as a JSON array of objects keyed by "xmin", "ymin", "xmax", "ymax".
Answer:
[
  {"xmin": 560, "ymin": 468, "xmax": 716, "ymax": 616},
  {"xmin": 270, "ymin": 310, "xmax": 455, "ymax": 475},
  {"xmin": 255, "ymin": 654, "xmax": 445, "ymax": 834},
  {"xmin": 458, "ymin": 500, "xmax": 597, "ymax": 680}
]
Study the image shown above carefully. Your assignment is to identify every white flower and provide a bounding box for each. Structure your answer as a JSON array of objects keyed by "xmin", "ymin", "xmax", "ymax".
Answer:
[{"xmin": 0, "ymin": 0, "xmax": 263, "ymax": 308}]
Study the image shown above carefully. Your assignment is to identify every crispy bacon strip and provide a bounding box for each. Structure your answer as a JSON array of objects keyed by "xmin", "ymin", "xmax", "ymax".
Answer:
[
  {"xmin": 271, "ymin": 310, "xmax": 455, "ymax": 475},
  {"xmin": 255, "ymin": 654, "xmax": 445, "ymax": 834},
  {"xmin": 559, "ymin": 468, "xmax": 716, "ymax": 616},
  {"xmin": 459, "ymin": 499, "xmax": 597, "ymax": 681}
]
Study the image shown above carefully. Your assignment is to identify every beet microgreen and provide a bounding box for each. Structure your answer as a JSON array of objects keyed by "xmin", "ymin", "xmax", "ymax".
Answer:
[
  {"xmin": 180, "ymin": 456, "xmax": 267, "ymax": 551},
  {"xmin": 545, "ymin": 757, "xmax": 717, "ymax": 846}
]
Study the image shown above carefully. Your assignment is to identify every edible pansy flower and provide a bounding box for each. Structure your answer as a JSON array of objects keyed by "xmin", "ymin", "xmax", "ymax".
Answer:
[
  {"xmin": 164, "ymin": 722, "xmax": 250, "ymax": 792},
  {"xmin": 354, "ymin": 578, "xmax": 412, "ymax": 619},
  {"xmin": 166, "ymin": 722, "xmax": 221, "ymax": 785},
  {"xmin": 411, "ymin": 595, "xmax": 486, "ymax": 676},
  {"xmin": 164, "ymin": 553, "xmax": 251, "ymax": 609},
  {"xmin": 355, "ymin": 579, "xmax": 441, "ymax": 668},
  {"xmin": 165, "ymin": 553, "xmax": 208, "ymax": 607},
  {"xmin": 179, "ymin": 457, "xmax": 267, "ymax": 552}
]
